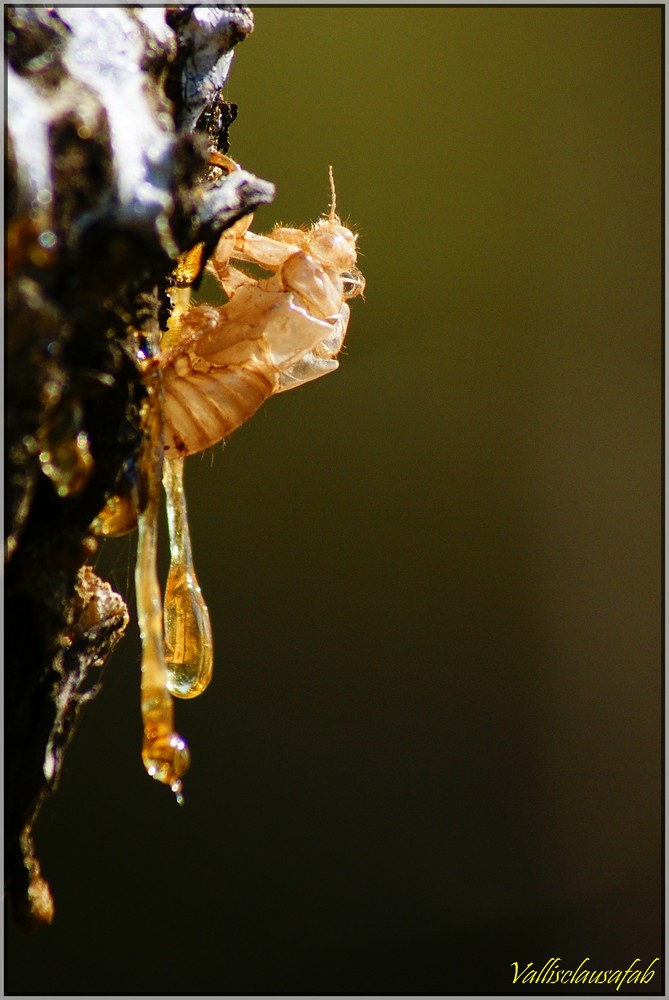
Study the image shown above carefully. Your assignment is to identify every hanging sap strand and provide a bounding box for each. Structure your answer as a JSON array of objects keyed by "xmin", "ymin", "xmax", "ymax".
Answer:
[
  {"xmin": 161, "ymin": 273, "xmax": 214, "ymax": 699},
  {"xmin": 162, "ymin": 455, "xmax": 213, "ymax": 698},
  {"xmin": 135, "ymin": 370, "xmax": 190, "ymax": 804}
]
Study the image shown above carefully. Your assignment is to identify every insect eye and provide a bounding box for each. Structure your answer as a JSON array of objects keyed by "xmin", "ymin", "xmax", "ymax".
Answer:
[{"xmin": 309, "ymin": 229, "xmax": 356, "ymax": 270}]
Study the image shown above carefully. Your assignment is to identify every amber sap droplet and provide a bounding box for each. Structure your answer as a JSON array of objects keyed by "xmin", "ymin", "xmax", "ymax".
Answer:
[
  {"xmin": 90, "ymin": 459, "xmax": 144, "ymax": 537},
  {"xmin": 38, "ymin": 400, "xmax": 93, "ymax": 498},
  {"xmin": 135, "ymin": 436, "xmax": 190, "ymax": 801},
  {"xmin": 141, "ymin": 694, "xmax": 190, "ymax": 806},
  {"xmin": 162, "ymin": 456, "xmax": 214, "ymax": 699},
  {"xmin": 91, "ymin": 492, "xmax": 138, "ymax": 537}
]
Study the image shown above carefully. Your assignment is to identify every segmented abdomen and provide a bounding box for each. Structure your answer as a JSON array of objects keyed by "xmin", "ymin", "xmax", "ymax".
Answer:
[{"xmin": 162, "ymin": 357, "xmax": 276, "ymax": 457}]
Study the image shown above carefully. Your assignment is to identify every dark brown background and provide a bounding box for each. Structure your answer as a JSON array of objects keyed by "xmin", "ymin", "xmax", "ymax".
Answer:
[{"xmin": 6, "ymin": 7, "xmax": 662, "ymax": 995}]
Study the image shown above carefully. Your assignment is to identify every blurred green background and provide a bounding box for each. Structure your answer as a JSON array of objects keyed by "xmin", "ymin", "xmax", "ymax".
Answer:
[{"xmin": 7, "ymin": 7, "xmax": 662, "ymax": 995}]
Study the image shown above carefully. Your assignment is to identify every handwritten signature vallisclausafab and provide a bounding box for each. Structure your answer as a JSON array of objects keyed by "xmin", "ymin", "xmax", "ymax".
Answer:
[{"xmin": 512, "ymin": 956, "xmax": 659, "ymax": 990}]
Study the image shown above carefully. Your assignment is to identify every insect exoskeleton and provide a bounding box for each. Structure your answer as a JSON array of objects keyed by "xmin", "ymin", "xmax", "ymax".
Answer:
[{"xmin": 160, "ymin": 163, "xmax": 364, "ymax": 458}]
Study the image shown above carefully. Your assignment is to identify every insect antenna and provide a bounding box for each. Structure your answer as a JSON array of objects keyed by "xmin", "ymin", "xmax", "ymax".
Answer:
[{"xmin": 328, "ymin": 165, "xmax": 337, "ymax": 222}]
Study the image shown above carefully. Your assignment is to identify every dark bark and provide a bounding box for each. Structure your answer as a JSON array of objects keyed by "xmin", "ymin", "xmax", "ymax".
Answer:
[{"xmin": 5, "ymin": 5, "xmax": 273, "ymax": 928}]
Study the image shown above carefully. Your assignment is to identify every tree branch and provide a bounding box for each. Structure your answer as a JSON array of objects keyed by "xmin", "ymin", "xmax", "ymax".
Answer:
[{"xmin": 5, "ymin": 4, "xmax": 272, "ymax": 927}]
